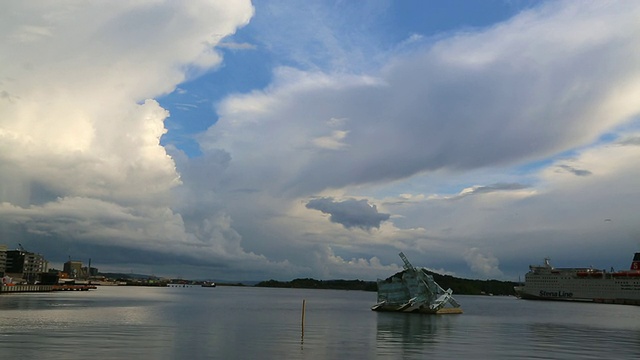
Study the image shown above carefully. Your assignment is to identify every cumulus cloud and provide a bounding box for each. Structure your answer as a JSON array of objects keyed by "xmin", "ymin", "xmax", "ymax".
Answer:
[
  {"xmin": 193, "ymin": 1, "xmax": 640, "ymax": 278},
  {"xmin": 0, "ymin": 1, "xmax": 254, "ymax": 207},
  {"xmin": 306, "ymin": 197, "xmax": 390, "ymax": 230},
  {"xmin": 463, "ymin": 248, "xmax": 503, "ymax": 278},
  {"xmin": 202, "ymin": 2, "xmax": 640, "ymax": 198},
  {"xmin": 0, "ymin": 1, "xmax": 261, "ymax": 274}
]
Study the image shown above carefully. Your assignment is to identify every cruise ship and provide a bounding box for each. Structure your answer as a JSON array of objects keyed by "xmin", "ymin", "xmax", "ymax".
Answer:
[{"xmin": 515, "ymin": 253, "xmax": 640, "ymax": 305}]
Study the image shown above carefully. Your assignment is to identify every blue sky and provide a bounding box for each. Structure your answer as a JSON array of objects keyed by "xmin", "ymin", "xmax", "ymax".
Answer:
[
  {"xmin": 2, "ymin": 1, "xmax": 640, "ymax": 282},
  {"xmin": 159, "ymin": 1, "xmax": 530, "ymax": 157}
]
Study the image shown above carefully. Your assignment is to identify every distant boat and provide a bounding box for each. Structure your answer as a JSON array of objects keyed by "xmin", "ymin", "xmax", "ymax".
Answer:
[
  {"xmin": 201, "ymin": 281, "xmax": 216, "ymax": 288},
  {"xmin": 372, "ymin": 252, "xmax": 463, "ymax": 314}
]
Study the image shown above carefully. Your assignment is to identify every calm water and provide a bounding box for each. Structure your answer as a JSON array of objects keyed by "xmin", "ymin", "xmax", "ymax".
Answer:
[{"xmin": 1, "ymin": 286, "xmax": 640, "ymax": 359}]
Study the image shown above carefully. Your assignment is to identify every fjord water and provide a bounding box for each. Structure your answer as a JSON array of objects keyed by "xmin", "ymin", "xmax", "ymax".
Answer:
[{"xmin": 1, "ymin": 286, "xmax": 640, "ymax": 359}]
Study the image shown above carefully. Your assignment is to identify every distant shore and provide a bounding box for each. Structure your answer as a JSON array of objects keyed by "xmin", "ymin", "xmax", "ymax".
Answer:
[
  {"xmin": 254, "ymin": 275, "xmax": 517, "ymax": 296},
  {"xmin": 94, "ymin": 271, "xmax": 518, "ymax": 296}
]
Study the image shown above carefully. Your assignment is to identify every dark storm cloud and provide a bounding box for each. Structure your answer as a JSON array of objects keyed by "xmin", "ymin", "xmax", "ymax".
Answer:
[
  {"xmin": 556, "ymin": 164, "xmax": 592, "ymax": 177},
  {"xmin": 617, "ymin": 136, "xmax": 640, "ymax": 146},
  {"xmin": 306, "ymin": 197, "xmax": 390, "ymax": 230}
]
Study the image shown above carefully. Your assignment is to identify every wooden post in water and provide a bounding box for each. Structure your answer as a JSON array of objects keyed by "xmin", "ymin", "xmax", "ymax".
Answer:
[{"xmin": 301, "ymin": 299, "xmax": 306, "ymax": 342}]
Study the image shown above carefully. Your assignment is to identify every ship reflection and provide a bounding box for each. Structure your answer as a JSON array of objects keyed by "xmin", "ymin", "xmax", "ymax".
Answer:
[{"xmin": 375, "ymin": 312, "xmax": 455, "ymax": 356}]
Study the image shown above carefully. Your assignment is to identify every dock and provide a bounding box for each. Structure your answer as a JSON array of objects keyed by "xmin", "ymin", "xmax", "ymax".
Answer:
[{"xmin": 0, "ymin": 284, "xmax": 97, "ymax": 294}]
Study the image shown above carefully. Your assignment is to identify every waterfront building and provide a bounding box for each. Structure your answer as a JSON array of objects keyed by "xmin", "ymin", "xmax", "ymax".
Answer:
[
  {"xmin": 87, "ymin": 266, "xmax": 99, "ymax": 277},
  {"xmin": 64, "ymin": 260, "xmax": 85, "ymax": 279},
  {"xmin": 5, "ymin": 249, "xmax": 48, "ymax": 284},
  {"xmin": 0, "ymin": 245, "xmax": 7, "ymax": 276}
]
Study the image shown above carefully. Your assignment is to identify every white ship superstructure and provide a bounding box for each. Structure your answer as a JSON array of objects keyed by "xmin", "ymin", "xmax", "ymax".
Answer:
[{"xmin": 516, "ymin": 253, "xmax": 640, "ymax": 305}]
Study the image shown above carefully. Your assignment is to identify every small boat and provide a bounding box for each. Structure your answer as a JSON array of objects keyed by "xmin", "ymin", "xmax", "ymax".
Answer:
[
  {"xmin": 371, "ymin": 252, "xmax": 463, "ymax": 314},
  {"xmin": 201, "ymin": 281, "xmax": 216, "ymax": 288}
]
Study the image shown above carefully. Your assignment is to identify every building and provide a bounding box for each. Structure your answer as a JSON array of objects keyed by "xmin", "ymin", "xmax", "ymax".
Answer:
[
  {"xmin": 0, "ymin": 245, "xmax": 7, "ymax": 277},
  {"xmin": 62, "ymin": 260, "xmax": 99, "ymax": 280},
  {"xmin": 5, "ymin": 249, "xmax": 48, "ymax": 284},
  {"xmin": 64, "ymin": 260, "xmax": 85, "ymax": 279},
  {"xmin": 85, "ymin": 266, "xmax": 99, "ymax": 277}
]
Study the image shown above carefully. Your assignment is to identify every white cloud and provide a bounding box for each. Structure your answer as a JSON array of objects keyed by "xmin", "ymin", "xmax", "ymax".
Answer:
[
  {"xmin": 0, "ymin": 1, "xmax": 262, "ymax": 275},
  {"xmin": 312, "ymin": 130, "xmax": 349, "ymax": 150},
  {"xmin": 192, "ymin": 1, "xmax": 640, "ymax": 279},
  {"xmin": 217, "ymin": 42, "xmax": 257, "ymax": 50},
  {"xmin": 203, "ymin": 2, "xmax": 640, "ymax": 200},
  {"xmin": 464, "ymin": 248, "xmax": 503, "ymax": 278}
]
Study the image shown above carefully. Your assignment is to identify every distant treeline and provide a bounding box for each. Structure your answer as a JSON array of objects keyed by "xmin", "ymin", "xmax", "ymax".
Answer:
[
  {"xmin": 255, "ymin": 278, "xmax": 377, "ymax": 292},
  {"xmin": 427, "ymin": 272, "xmax": 518, "ymax": 296},
  {"xmin": 99, "ymin": 270, "xmax": 518, "ymax": 295},
  {"xmin": 255, "ymin": 271, "xmax": 518, "ymax": 296}
]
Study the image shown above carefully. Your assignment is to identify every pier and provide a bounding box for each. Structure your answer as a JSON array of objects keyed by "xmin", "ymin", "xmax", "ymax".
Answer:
[{"xmin": 0, "ymin": 284, "xmax": 97, "ymax": 294}]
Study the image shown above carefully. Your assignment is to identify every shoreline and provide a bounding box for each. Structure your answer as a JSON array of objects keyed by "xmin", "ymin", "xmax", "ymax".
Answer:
[{"xmin": 0, "ymin": 284, "xmax": 97, "ymax": 294}]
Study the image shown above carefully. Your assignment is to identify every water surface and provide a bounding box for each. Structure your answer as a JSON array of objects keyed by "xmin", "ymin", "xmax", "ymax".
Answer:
[{"xmin": 1, "ymin": 286, "xmax": 639, "ymax": 359}]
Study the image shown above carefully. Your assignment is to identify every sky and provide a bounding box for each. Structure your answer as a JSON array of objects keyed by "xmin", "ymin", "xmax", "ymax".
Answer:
[{"xmin": 2, "ymin": 0, "xmax": 640, "ymax": 282}]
